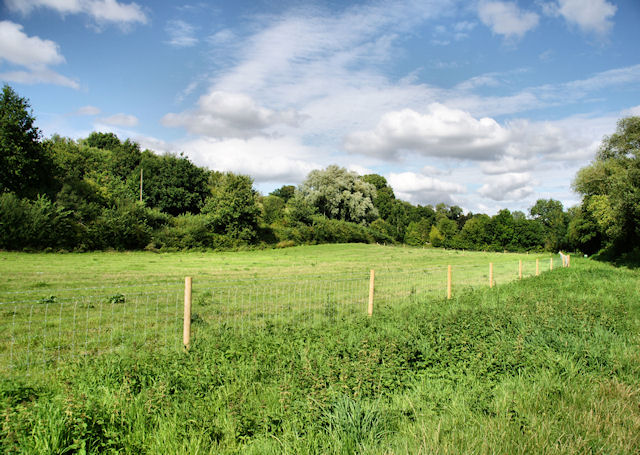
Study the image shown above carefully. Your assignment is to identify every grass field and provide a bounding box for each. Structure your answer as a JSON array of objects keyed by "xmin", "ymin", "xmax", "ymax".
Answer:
[
  {"xmin": 0, "ymin": 245, "xmax": 555, "ymax": 377},
  {"xmin": 0, "ymin": 245, "xmax": 638, "ymax": 453}
]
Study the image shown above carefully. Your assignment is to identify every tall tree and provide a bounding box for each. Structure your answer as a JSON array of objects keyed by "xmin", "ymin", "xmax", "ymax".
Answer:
[
  {"xmin": 573, "ymin": 116, "xmax": 640, "ymax": 253},
  {"xmin": 0, "ymin": 85, "xmax": 53, "ymax": 198},
  {"xmin": 298, "ymin": 165, "xmax": 378, "ymax": 224},
  {"xmin": 202, "ymin": 173, "xmax": 261, "ymax": 241},
  {"xmin": 529, "ymin": 199, "xmax": 568, "ymax": 251}
]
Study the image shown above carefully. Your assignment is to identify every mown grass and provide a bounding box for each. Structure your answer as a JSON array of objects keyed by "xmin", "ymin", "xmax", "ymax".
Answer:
[
  {"xmin": 0, "ymin": 244, "xmax": 551, "ymax": 294},
  {"xmin": 1, "ymin": 256, "xmax": 638, "ymax": 454},
  {"xmin": 0, "ymin": 245, "xmax": 552, "ymax": 375}
]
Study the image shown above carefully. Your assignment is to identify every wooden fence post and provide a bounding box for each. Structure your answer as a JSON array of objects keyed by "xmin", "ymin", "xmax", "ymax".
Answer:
[
  {"xmin": 550, "ymin": 257, "xmax": 553, "ymax": 271},
  {"xmin": 368, "ymin": 269, "xmax": 375, "ymax": 317},
  {"xmin": 567, "ymin": 254, "xmax": 571, "ymax": 268},
  {"xmin": 183, "ymin": 276, "xmax": 192, "ymax": 350},
  {"xmin": 519, "ymin": 260, "xmax": 523, "ymax": 280},
  {"xmin": 447, "ymin": 265, "xmax": 452, "ymax": 300},
  {"xmin": 536, "ymin": 258, "xmax": 539, "ymax": 276},
  {"xmin": 489, "ymin": 262, "xmax": 493, "ymax": 288}
]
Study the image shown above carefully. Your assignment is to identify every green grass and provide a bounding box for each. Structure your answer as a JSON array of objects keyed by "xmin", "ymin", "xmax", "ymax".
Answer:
[
  {"xmin": 0, "ymin": 254, "xmax": 638, "ymax": 453},
  {"xmin": 0, "ymin": 246, "xmax": 640, "ymax": 454},
  {"xmin": 0, "ymin": 245, "xmax": 554, "ymax": 376}
]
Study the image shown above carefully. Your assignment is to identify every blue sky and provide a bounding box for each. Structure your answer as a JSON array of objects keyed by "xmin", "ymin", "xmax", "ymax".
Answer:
[{"xmin": 1, "ymin": 0, "xmax": 639, "ymax": 214}]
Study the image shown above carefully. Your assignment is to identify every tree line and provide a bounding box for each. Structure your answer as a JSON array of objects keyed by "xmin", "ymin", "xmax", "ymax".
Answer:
[{"xmin": 1, "ymin": 84, "xmax": 637, "ymax": 256}]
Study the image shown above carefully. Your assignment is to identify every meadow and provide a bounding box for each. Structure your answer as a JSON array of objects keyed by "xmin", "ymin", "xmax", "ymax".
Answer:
[
  {"xmin": 1, "ymin": 245, "xmax": 638, "ymax": 453},
  {"xmin": 0, "ymin": 245, "xmax": 551, "ymax": 376}
]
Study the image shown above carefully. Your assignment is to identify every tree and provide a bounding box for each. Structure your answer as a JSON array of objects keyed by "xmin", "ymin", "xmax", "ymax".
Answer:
[
  {"xmin": 134, "ymin": 151, "xmax": 209, "ymax": 216},
  {"xmin": 362, "ymin": 174, "xmax": 396, "ymax": 220},
  {"xmin": 404, "ymin": 218, "xmax": 431, "ymax": 246},
  {"xmin": 0, "ymin": 85, "xmax": 53, "ymax": 198},
  {"xmin": 529, "ymin": 199, "xmax": 567, "ymax": 251},
  {"xmin": 573, "ymin": 116, "xmax": 640, "ymax": 254},
  {"xmin": 270, "ymin": 185, "xmax": 295, "ymax": 203},
  {"xmin": 260, "ymin": 194, "xmax": 286, "ymax": 224},
  {"xmin": 202, "ymin": 173, "xmax": 260, "ymax": 241},
  {"xmin": 297, "ymin": 165, "xmax": 378, "ymax": 224}
]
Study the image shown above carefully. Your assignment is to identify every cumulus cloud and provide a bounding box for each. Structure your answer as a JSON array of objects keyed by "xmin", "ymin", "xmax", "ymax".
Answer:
[
  {"xmin": 165, "ymin": 20, "xmax": 198, "ymax": 48},
  {"xmin": 478, "ymin": 172, "xmax": 534, "ymax": 201},
  {"xmin": 162, "ymin": 91, "xmax": 306, "ymax": 139},
  {"xmin": 0, "ymin": 21, "xmax": 78, "ymax": 88},
  {"xmin": 176, "ymin": 136, "xmax": 321, "ymax": 183},
  {"xmin": 0, "ymin": 21, "xmax": 63, "ymax": 68},
  {"xmin": 477, "ymin": 1, "xmax": 539, "ymax": 40},
  {"xmin": 544, "ymin": 0, "xmax": 616, "ymax": 36},
  {"xmin": 100, "ymin": 113, "xmax": 139, "ymax": 127},
  {"xmin": 387, "ymin": 171, "xmax": 466, "ymax": 205},
  {"xmin": 5, "ymin": 0, "xmax": 147, "ymax": 26},
  {"xmin": 344, "ymin": 104, "xmax": 509, "ymax": 161}
]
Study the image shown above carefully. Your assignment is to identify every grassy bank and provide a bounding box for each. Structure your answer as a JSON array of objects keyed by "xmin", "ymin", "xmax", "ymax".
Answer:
[{"xmin": 1, "ymin": 257, "xmax": 638, "ymax": 454}]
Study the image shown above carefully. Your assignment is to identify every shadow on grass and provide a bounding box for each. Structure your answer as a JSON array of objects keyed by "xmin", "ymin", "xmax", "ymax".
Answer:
[{"xmin": 592, "ymin": 247, "xmax": 640, "ymax": 269}]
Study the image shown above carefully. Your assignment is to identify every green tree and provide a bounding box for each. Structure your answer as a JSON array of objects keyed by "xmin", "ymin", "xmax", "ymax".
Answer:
[
  {"xmin": 270, "ymin": 185, "xmax": 295, "ymax": 203},
  {"xmin": 404, "ymin": 218, "xmax": 431, "ymax": 246},
  {"xmin": 298, "ymin": 165, "xmax": 378, "ymax": 224},
  {"xmin": 362, "ymin": 174, "xmax": 396, "ymax": 220},
  {"xmin": 260, "ymin": 194, "xmax": 286, "ymax": 225},
  {"xmin": 202, "ymin": 173, "xmax": 260, "ymax": 241},
  {"xmin": 573, "ymin": 116, "xmax": 640, "ymax": 254},
  {"xmin": 0, "ymin": 85, "xmax": 53, "ymax": 198},
  {"xmin": 134, "ymin": 151, "xmax": 209, "ymax": 216},
  {"xmin": 529, "ymin": 199, "xmax": 568, "ymax": 251}
]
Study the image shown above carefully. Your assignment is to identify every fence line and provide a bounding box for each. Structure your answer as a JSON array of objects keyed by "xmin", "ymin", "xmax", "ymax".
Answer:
[{"xmin": 0, "ymin": 256, "xmax": 567, "ymax": 376}]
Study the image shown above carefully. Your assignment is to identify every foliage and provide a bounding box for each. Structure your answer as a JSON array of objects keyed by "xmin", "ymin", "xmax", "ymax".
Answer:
[
  {"xmin": 297, "ymin": 165, "xmax": 379, "ymax": 224},
  {"xmin": 573, "ymin": 116, "xmax": 640, "ymax": 254},
  {"xmin": 135, "ymin": 151, "xmax": 209, "ymax": 216},
  {"xmin": 270, "ymin": 185, "xmax": 295, "ymax": 202},
  {"xmin": 530, "ymin": 199, "xmax": 568, "ymax": 251},
  {"xmin": 0, "ymin": 193, "xmax": 76, "ymax": 250},
  {"xmin": 202, "ymin": 173, "xmax": 260, "ymax": 241},
  {"xmin": 404, "ymin": 218, "xmax": 431, "ymax": 246},
  {"xmin": 0, "ymin": 85, "xmax": 53, "ymax": 198}
]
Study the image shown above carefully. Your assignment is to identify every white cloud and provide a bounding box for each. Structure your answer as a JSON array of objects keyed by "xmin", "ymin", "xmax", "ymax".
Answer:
[
  {"xmin": 478, "ymin": 172, "xmax": 534, "ymax": 201},
  {"xmin": 0, "ymin": 68, "xmax": 79, "ymax": 89},
  {"xmin": 162, "ymin": 91, "xmax": 306, "ymax": 139},
  {"xmin": 477, "ymin": 1, "xmax": 539, "ymax": 40},
  {"xmin": 0, "ymin": 21, "xmax": 78, "ymax": 88},
  {"xmin": 544, "ymin": 0, "xmax": 616, "ymax": 36},
  {"xmin": 344, "ymin": 104, "xmax": 509, "ymax": 161},
  {"xmin": 165, "ymin": 20, "xmax": 198, "ymax": 48},
  {"xmin": 5, "ymin": 0, "xmax": 147, "ymax": 26},
  {"xmin": 387, "ymin": 171, "xmax": 466, "ymax": 206},
  {"xmin": 100, "ymin": 113, "xmax": 139, "ymax": 127},
  {"xmin": 73, "ymin": 105, "xmax": 101, "ymax": 116},
  {"xmin": 622, "ymin": 105, "xmax": 640, "ymax": 117},
  {"xmin": 0, "ymin": 21, "xmax": 64, "ymax": 68},
  {"xmin": 177, "ymin": 136, "xmax": 321, "ymax": 183}
]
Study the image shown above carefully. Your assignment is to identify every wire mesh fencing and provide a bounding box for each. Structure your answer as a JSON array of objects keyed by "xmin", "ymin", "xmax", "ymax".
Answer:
[{"xmin": 0, "ymin": 255, "xmax": 562, "ymax": 377}]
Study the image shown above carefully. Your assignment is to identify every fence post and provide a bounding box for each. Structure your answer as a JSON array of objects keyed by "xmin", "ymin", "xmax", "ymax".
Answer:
[
  {"xmin": 447, "ymin": 265, "xmax": 452, "ymax": 300},
  {"xmin": 568, "ymin": 254, "xmax": 571, "ymax": 268},
  {"xmin": 489, "ymin": 263, "xmax": 493, "ymax": 288},
  {"xmin": 183, "ymin": 276, "xmax": 192, "ymax": 350},
  {"xmin": 519, "ymin": 260, "xmax": 523, "ymax": 280},
  {"xmin": 550, "ymin": 257, "xmax": 553, "ymax": 271},
  {"xmin": 536, "ymin": 258, "xmax": 539, "ymax": 276},
  {"xmin": 368, "ymin": 269, "xmax": 375, "ymax": 317}
]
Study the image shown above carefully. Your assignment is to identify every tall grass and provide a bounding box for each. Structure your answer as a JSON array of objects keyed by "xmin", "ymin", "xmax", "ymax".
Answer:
[{"xmin": 1, "ymin": 256, "xmax": 638, "ymax": 453}]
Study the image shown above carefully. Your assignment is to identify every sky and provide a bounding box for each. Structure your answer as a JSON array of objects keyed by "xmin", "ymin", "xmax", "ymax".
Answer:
[{"xmin": 1, "ymin": 0, "xmax": 640, "ymax": 215}]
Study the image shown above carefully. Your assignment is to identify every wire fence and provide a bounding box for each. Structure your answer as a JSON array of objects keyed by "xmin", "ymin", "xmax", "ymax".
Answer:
[{"xmin": 0, "ymin": 255, "xmax": 563, "ymax": 377}]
